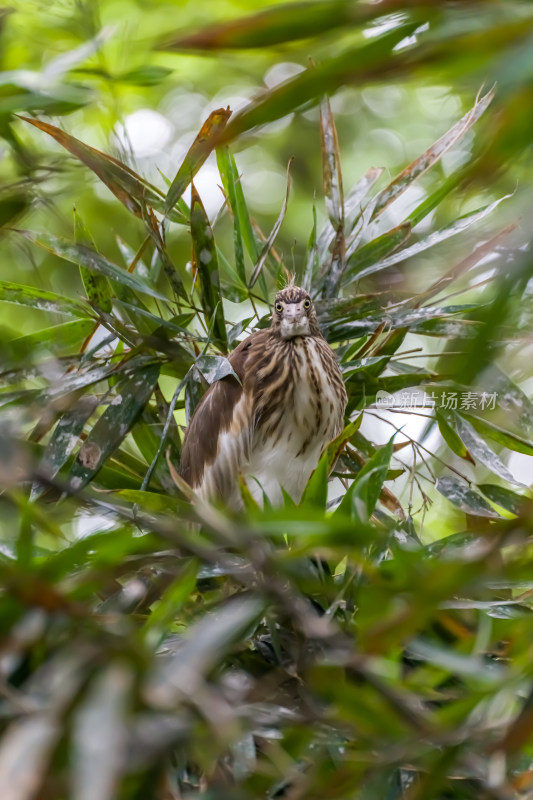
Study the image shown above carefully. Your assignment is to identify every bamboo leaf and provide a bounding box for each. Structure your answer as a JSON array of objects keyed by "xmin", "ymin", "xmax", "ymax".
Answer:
[
  {"xmin": 0, "ymin": 280, "xmax": 87, "ymax": 316},
  {"xmin": 353, "ymin": 196, "xmax": 510, "ymax": 280},
  {"xmin": 436, "ymin": 476, "xmax": 501, "ymax": 518},
  {"xmin": 160, "ymin": 1, "xmax": 369, "ymax": 50},
  {"xmin": 217, "ymin": 23, "xmax": 419, "ymax": 142},
  {"xmin": 462, "ymin": 412, "xmax": 533, "ymax": 457},
  {"xmin": 301, "ymin": 450, "xmax": 329, "ymax": 510},
  {"xmin": 5, "ymin": 319, "xmax": 95, "ymax": 365},
  {"xmin": 18, "ymin": 116, "xmax": 186, "ymax": 223},
  {"xmin": 320, "ymin": 95, "xmax": 344, "ymax": 230},
  {"xmin": 371, "ymin": 88, "xmax": 494, "ymax": 219},
  {"xmin": 216, "ymin": 146, "xmax": 256, "ymax": 283},
  {"xmin": 336, "ymin": 436, "xmax": 394, "ymax": 522},
  {"xmin": 72, "ymin": 664, "xmax": 132, "ymax": 800},
  {"xmin": 165, "ymin": 107, "xmax": 232, "ymax": 215},
  {"xmin": 194, "ymin": 354, "xmax": 240, "ymax": 384},
  {"xmin": 479, "ymin": 483, "xmax": 528, "ymax": 516},
  {"xmin": 18, "ymin": 231, "xmax": 169, "ymax": 302},
  {"xmin": 32, "ymin": 395, "xmax": 100, "ymax": 499},
  {"xmin": 446, "ymin": 409, "xmax": 523, "ymax": 486},
  {"xmin": 190, "ymin": 183, "xmax": 227, "ymax": 350},
  {"xmin": 344, "ymin": 222, "xmax": 411, "ymax": 282},
  {"xmin": 436, "ymin": 409, "xmax": 473, "ymax": 463},
  {"xmin": 68, "ymin": 363, "xmax": 160, "ymax": 490},
  {"xmin": 74, "ymin": 209, "xmax": 112, "ymax": 313},
  {"xmin": 249, "ymin": 158, "xmax": 292, "ymax": 288}
]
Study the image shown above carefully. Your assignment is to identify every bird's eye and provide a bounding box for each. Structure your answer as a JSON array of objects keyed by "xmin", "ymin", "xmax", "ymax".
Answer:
[
  {"xmin": 275, "ymin": 301, "xmax": 283, "ymax": 313},
  {"xmin": 303, "ymin": 299, "xmax": 311, "ymax": 310}
]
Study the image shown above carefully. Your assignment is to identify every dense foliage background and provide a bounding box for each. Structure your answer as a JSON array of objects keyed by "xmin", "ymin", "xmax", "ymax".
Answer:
[{"xmin": 2, "ymin": 1, "xmax": 533, "ymax": 798}]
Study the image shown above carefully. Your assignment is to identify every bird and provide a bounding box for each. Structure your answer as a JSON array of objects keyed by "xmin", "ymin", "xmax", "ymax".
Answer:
[{"xmin": 180, "ymin": 285, "xmax": 347, "ymax": 508}]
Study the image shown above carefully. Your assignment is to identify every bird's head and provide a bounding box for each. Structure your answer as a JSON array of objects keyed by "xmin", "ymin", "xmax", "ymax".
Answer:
[{"xmin": 271, "ymin": 286, "xmax": 321, "ymax": 340}]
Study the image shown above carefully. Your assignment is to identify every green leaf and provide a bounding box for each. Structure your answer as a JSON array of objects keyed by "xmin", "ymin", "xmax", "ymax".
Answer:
[
  {"xmin": 320, "ymin": 94, "xmax": 343, "ymax": 230},
  {"xmin": 336, "ymin": 435, "xmax": 394, "ymax": 522},
  {"xmin": 218, "ymin": 23, "xmax": 419, "ymax": 142},
  {"xmin": 462, "ymin": 413, "xmax": 533, "ymax": 457},
  {"xmin": 371, "ymin": 88, "xmax": 494, "ymax": 220},
  {"xmin": 190, "ymin": 184, "xmax": 227, "ymax": 350},
  {"xmin": 165, "ymin": 107, "xmax": 232, "ymax": 215},
  {"xmin": 6, "ymin": 319, "xmax": 95, "ymax": 364},
  {"xmin": 344, "ymin": 223, "xmax": 411, "ymax": 282},
  {"xmin": 436, "ymin": 476, "xmax": 501, "ymax": 518},
  {"xmin": 72, "ymin": 664, "xmax": 132, "ymax": 800},
  {"xmin": 249, "ymin": 159, "xmax": 292, "ymax": 288},
  {"xmin": 145, "ymin": 596, "xmax": 265, "ymax": 707},
  {"xmin": 68, "ymin": 363, "xmax": 160, "ymax": 490},
  {"xmin": 436, "ymin": 408, "xmax": 473, "ymax": 462},
  {"xmin": 446, "ymin": 409, "xmax": 523, "ymax": 486},
  {"xmin": 74, "ymin": 209, "xmax": 112, "ymax": 313},
  {"xmin": 479, "ymin": 483, "xmax": 527, "ymax": 516},
  {"xmin": 194, "ymin": 355, "xmax": 240, "ymax": 384},
  {"xmin": 33, "ymin": 395, "xmax": 100, "ymax": 499},
  {"xmin": 18, "ymin": 231, "xmax": 169, "ymax": 302},
  {"xmin": 216, "ymin": 146, "xmax": 250, "ymax": 283},
  {"xmin": 301, "ymin": 450, "xmax": 329, "ymax": 510},
  {"xmin": 19, "ymin": 116, "xmax": 186, "ymax": 223},
  {"xmin": 161, "ymin": 1, "xmax": 373, "ymax": 50},
  {"xmin": 0, "ymin": 280, "xmax": 87, "ymax": 316},
  {"xmin": 143, "ymin": 560, "xmax": 199, "ymax": 640},
  {"xmin": 353, "ymin": 196, "xmax": 509, "ymax": 280}
]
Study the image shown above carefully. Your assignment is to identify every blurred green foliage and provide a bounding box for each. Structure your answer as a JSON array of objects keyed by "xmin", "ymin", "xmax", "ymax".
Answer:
[{"xmin": 1, "ymin": 1, "xmax": 533, "ymax": 798}]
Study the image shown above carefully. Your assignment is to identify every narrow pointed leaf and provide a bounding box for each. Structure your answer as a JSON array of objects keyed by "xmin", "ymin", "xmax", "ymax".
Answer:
[
  {"xmin": 345, "ymin": 167, "xmax": 384, "ymax": 230},
  {"xmin": 194, "ymin": 354, "xmax": 239, "ymax": 384},
  {"xmin": 219, "ymin": 23, "xmax": 419, "ymax": 143},
  {"xmin": 302, "ymin": 204, "xmax": 319, "ymax": 292},
  {"xmin": 18, "ymin": 116, "xmax": 185, "ymax": 223},
  {"xmin": 354, "ymin": 196, "xmax": 510, "ymax": 280},
  {"xmin": 412, "ymin": 223, "xmax": 518, "ymax": 306},
  {"xmin": 320, "ymin": 95, "xmax": 343, "ymax": 229},
  {"xmin": 249, "ymin": 159, "xmax": 292, "ymax": 288},
  {"xmin": 436, "ymin": 476, "xmax": 501, "ymax": 518},
  {"xmin": 68, "ymin": 363, "xmax": 160, "ymax": 490},
  {"xmin": 190, "ymin": 184, "xmax": 227, "ymax": 350},
  {"xmin": 479, "ymin": 484, "xmax": 528, "ymax": 516},
  {"xmin": 436, "ymin": 408, "xmax": 473, "ymax": 463},
  {"xmin": 146, "ymin": 596, "xmax": 264, "ymax": 707},
  {"xmin": 165, "ymin": 106, "xmax": 232, "ymax": 214},
  {"xmin": 371, "ymin": 88, "xmax": 494, "ymax": 219},
  {"xmin": 446, "ymin": 409, "xmax": 523, "ymax": 486},
  {"xmin": 324, "ymin": 415, "xmax": 362, "ymax": 473},
  {"xmin": 6, "ymin": 319, "xmax": 95, "ymax": 364},
  {"xmin": 32, "ymin": 394, "xmax": 100, "ymax": 499},
  {"xmin": 18, "ymin": 231, "xmax": 169, "ymax": 301},
  {"xmin": 216, "ymin": 146, "xmax": 247, "ymax": 282},
  {"xmin": 336, "ymin": 436, "xmax": 394, "ymax": 522},
  {"xmin": 301, "ymin": 450, "xmax": 329, "ymax": 510},
  {"xmin": 72, "ymin": 664, "xmax": 132, "ymax": 800},
  {"xmin": 344, "ymin": 223, "xmax": 411, "ymax": 282},
  {"xmin": 161, "ymin": 1, "xmax": 370, "ymax": 51},
  {"xmin": 0, "ymin": 280, "xmax": 87, "ymax": 316},
  {"xmin": 462, "ymin": 413, "xmax": 533, "ymax": 457},
  {"xmin": 74, "ymin": 209, "xmax": 112, "ymax": 313}
]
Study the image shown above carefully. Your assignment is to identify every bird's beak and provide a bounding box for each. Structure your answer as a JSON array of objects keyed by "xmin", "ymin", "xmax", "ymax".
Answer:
[
  {"xmin": 282, "ymin": 303, "xmax": 305, "ymax": 324},
  {"xmin": 280, "ymin": 302, "xmax": 310, "ymax": 339}
]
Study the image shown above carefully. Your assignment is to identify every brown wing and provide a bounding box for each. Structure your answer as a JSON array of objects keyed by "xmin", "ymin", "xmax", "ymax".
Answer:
[{"xmin": 179, "ymin": 330, "xmax": 269, "ymax": 499}]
